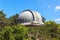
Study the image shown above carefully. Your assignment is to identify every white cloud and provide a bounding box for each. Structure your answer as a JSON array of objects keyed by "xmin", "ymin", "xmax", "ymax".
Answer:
[
  {"xmin": 54, "ymin": 18, "xmax": 60, "ymax": 23},
  {"xmin": 48, "ymin": 5, "xmax": 51, "ymax": 8},
  {"xmin": 56, "ymin": 18, "xmax": 60, "ymax": 21},
  {"xmin": 55, "ymin": 6, "xmax": 60, "ymax": 10}
]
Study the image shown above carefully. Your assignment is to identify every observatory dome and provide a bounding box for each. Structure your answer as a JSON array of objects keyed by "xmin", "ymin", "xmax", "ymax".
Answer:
[{"xmin": 17, "ymin": 10, "xmax": 44, "ymax": 26}]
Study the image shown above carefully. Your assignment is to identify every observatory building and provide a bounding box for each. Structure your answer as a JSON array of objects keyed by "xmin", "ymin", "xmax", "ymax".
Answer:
[{"xmin": 17, "ymin": 10, "xmax": 44, "ymax": 26}]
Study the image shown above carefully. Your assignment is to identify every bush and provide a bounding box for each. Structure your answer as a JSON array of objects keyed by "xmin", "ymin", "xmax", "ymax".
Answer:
[{"xmin": 0, "ymin": 24, "xmax": 29, "ymax": 40}]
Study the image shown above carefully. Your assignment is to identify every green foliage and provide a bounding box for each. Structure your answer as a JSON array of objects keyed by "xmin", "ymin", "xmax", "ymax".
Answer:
[
  {"xmin": 45, "ymin": 21, "xmax": 60, "ymax": 40},
  {"xmin": 0, "ymin": 24, "xmax": 29, "ymax": 40}
]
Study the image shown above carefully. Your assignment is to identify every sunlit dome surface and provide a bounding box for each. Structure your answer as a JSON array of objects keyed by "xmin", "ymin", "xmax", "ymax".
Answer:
[{"xmin": 17, "ymin": 10, "xmax": 44, "ymax": 26}]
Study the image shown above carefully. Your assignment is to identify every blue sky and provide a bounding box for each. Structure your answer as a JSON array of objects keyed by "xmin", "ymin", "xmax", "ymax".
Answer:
[{"xmin": 0, "ymin": 0, "xmax": 60, "ymax": 23}]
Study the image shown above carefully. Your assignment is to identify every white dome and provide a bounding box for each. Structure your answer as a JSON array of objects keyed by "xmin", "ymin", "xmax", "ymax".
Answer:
[{"xmin": 17, "ymin": 10, "xmax": 44, "ymax": 26}]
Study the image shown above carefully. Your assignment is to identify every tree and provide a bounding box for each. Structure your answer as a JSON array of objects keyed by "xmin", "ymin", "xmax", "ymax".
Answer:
[
  {"xmin": 0, "ymin": 10, "xmax": 7, "ymax": 27},
  {"xmin": 41, "ymin": 16, "xmax": 46, "ymax": 23},
  {"xmin": 7, "ymin": 14, "xmax": 19, "ymax": 26}
]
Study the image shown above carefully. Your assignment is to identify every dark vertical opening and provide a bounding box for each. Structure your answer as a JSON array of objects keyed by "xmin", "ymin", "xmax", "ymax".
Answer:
[{"xmin": 23, "ymin": 9, "xmax": 35, "ymax": 21}]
